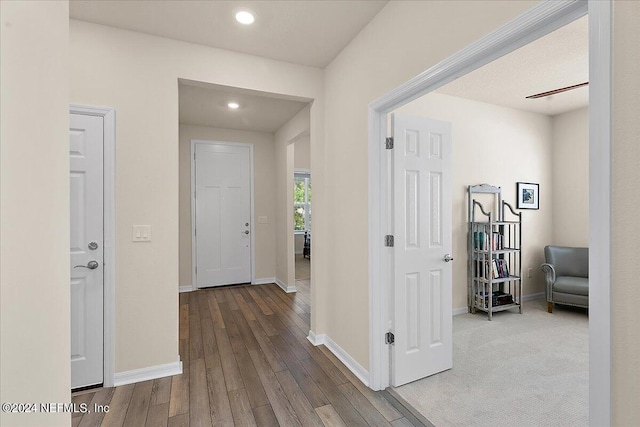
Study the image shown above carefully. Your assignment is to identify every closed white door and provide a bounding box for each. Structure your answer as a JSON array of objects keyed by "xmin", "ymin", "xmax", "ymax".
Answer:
[
  {"xmin": 194, "ymin": 142, "xmax": 252, "ymax": 287},
  {"xmin": 70, "ymin": 113, "xmax": 104, "ymax": 389},
  {"xmin": 391, "ymin": 113, "xmax": 453, "ymax": 387}
]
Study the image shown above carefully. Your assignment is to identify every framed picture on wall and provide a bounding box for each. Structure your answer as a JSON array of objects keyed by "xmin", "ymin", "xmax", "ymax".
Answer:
[{"xmin": 516, "ymin": 182, "xmax": 539, "ymax": 210}]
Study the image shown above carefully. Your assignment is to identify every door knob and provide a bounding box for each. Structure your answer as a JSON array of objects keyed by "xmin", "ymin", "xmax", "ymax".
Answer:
[
  {"xmin": 74, "ymin": 260, "xmax": 99, "ymax": 269},
  {"xmin": 244, "ymin": 230, "xmax": 250, "ymax": 235},
  {"xmin": 443, "ymin": 254, "xmax": 454, "ymax": 262}
]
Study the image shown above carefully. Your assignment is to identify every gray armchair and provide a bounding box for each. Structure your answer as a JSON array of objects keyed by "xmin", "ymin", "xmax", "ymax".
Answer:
[{"xmin": 540, "ymin": 246, "xmax": 589, "ymax": 313}]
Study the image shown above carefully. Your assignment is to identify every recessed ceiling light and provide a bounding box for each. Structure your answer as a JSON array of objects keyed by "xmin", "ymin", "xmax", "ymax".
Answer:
[
  {"xmin": 228, "ymin": 102, "xmax": 240, "ymax": 110},
  {"xmin": 235, "ymin": 10, "xmax": 255, "ymax": 25}
]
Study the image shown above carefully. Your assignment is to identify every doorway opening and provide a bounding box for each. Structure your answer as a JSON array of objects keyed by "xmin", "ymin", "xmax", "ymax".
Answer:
[{"xmin": 369, "ymin": 1, "xmax": 610, "ymax": 426}]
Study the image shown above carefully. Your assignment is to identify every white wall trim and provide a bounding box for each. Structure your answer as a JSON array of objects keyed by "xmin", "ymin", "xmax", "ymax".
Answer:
[
  {"xmin": 307, "ymin": 332, "xmax": 370, "ymax": 387},
  {"xmin": 275, "ymin": 278, "xmax": 297, "ymax": 293},
  {"xmin": 368, "ymin": 2, "xmax": 611, "ymax": 424},
  {"xmin": 452, "ymin": 307, "xmax": 469, "ymax": 316},
  {"xmin": 190, "ymin": 140, "xmax": 255, "ymax": 289},
  {"xmin": 179, "ymin": 285, "xmax": 194, "ymax": 293},
  {"xmin": 113, "ymin": 361, "xmax": 183, "ymax": 387},
  {"xmin": 254, "ymin": 277, "xmax": 276, "ymax": 285},
  {"xmin": 69, "ymin": 104, "xmax": 116, "ymax": 388}
]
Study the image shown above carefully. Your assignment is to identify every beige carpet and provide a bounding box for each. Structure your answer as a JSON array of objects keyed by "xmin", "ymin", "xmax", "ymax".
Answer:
[{"xmin": 393, "ymin": 299, "xmax": 588, "ymax": 427}]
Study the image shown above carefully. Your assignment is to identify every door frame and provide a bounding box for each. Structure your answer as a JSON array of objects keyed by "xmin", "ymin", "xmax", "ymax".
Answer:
[
  {"xmin": 368, "ymin": 1, "xmax": 611, "ymax": 425},
  {"xmin": 69, "ymin": 104, "xmax": 116, "ymax": 388},
  {"xmin": 190, "ymin": 139, "xmax": 255, "ymax": 288}
]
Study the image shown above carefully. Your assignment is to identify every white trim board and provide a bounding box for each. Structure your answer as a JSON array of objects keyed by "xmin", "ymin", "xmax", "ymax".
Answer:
[
  {"xmin": 179, "ymin": 285, "xmax": 194, "ymax": 293},
  {"xmin": 113, "ymin": 361, "xmax": 183, "ymax": 387},
  {"xmin": 190, "ymin": 139, "xmax": 256, "ymax": 289},
  {"xmin": 275, "ymin": 278, "xmax": 297, "ymax": 293},
  {"xmin": 254, "ymin": 277, "xmax": 276, "ymax": 285},
  {"xmin": 307, "ymin": 332, "xmax": 370, "ymax": 387},
  {"xmin": 69, "ymin": 104, "xmax": 116, "ymax": 388},
  {"xmin": 367, "ymin": 1, "xmax": 611, "ymax": 425}
]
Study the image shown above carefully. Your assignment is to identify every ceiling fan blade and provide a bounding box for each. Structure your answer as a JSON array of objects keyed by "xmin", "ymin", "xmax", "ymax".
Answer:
[{"xmin": 526, "ymin": 82, "xmax": 589, "ymax": 99}]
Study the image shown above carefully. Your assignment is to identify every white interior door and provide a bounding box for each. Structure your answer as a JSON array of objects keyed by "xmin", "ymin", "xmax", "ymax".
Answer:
[
  {"xmin": 70, "ymin": 113, "xmax": 104, "ymax": 389},
  {"xmin": 194, "ymin": 142, "xmax": 252, "ymax": 287},
  {"xmin": 391, "ymin": 113, "xmax": 453, "ymax": 387}
]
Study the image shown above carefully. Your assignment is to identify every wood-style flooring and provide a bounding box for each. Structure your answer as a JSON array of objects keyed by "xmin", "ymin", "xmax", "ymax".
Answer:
[{"xmin": 72, "ymin": 283, "xmax": 420, "ymax": 426}]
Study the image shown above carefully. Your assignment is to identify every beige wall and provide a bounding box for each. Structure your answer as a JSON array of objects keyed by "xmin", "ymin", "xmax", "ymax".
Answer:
[
  {"xmin": 275, "ymin": 105, "xmax": 311, "ymax": 288},
  {"xmin": 179, "ymin": 125, "xmax": 277, "ymax": 287},
  {"xmin": 0, "ymin": 1, "xmax": 71, "ymax": 426},
  {"xmin": 612, "ymin": 1, "xmax": 640, "ymax": 424},
  {"xmin": 551, "ymin": 107, "xmax": 589, "ymax": 247},
  {"xmin": 323, "ymin": 0, "xmax": 538, "ymax": 369},
  {"xmin": 397, "ymin": 92, "xmax": 553, "ymax": 309},
  {"xmin": 294, "ymin": 136, "xmax": 311, "ymax": 170},
  {"xmin": 70, "ymin": 20, "xmax": 323, "ymax": 373}
]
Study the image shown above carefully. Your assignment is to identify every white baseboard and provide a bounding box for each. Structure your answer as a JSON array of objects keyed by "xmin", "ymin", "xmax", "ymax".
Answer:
[
  {"xmin": 523, "ymin": 292, "xmax": 545, "ymax": 301},
  {"xmin": 275, "ymin": 278, "xmax": 297, "ymax": 293},
  {"xmin": 254, "ymin": 277, "xmax": 276, "ymax": 285},
  {"xmin": 179, "ymin": 285, "xmax": 194, "ymax": 293},
  {"xmin": 307, "ymin": 331, "xmax": 370, "ymax": 387},
  {"xmin": 453, "ymin": 306, "xmax": 469, "ymax": 316},
  {"xmin": 114, "ymin": 361, "xmax": 183, "ymax": 387}
]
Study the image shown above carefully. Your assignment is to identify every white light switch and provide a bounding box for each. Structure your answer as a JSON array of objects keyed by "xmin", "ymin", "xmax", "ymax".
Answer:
[
  {"xmin": 258, "ymin": 216, "xmax": 268, "ymax": 224},
  {"xmin": 132, "ymin": 225, "xmax": 152, "ymax": 242}
]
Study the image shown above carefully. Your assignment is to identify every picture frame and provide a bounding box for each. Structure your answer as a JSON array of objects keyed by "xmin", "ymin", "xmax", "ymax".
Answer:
[{"xmin": 516, "ymin": 182, "xmax": 539, "ymax": 210}]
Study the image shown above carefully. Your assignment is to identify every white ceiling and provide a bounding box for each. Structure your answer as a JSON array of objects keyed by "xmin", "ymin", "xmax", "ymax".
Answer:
[
  {"xmin": 69, "ymin": 0, "xmax": 388, "ymax": 68},
  {"xmin": 179, "ymin": 80, "xmax": 309, "ymax": 132},
  {"xmin": 436, "ymin": 16, "xmax": 588, "ymax": 116}
]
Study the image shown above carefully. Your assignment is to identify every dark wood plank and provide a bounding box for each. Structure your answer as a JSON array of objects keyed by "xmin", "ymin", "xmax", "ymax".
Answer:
[
  {"xmin": 72, "ymin": 391, "xmax": 95, "ymax": 418},
  {"xmin": 179, "ymin": 303, "xmax": 189, "ymax": 339},
  {"xmin": 168, "ymin": 413, "xmax": 189, "ymax": 427},
  {"xmin": 232, "ymin": 288, "xmax": 256, "ymax": 321},
  {"xmin": 201, "ymin": 315, "xmax": 222, "ymax": 370},
  {"xmin": 248, "ymin": 349, "xmax": 302, "ymax": 426},
  {"xmin": 179, "ymin": 337, "xmax": 190, "ymax": 371},
  {"xmin": 213, "ymin": 304, "xmax": 245, "ymax": 391},
  {"xmin": 150, "ymin": 376, "xmax": 172, "ymax": 406},
  {"xmin": 189, "ymin": 358, "xmax": 212, "ymax": 426},
  {"xmin": 168, "ymin": 369, "xmax": 189, "ymax": 417},
  {"xmin": 247, "ymin": 288, "xmax": 273, "ymax": 315},
  {"xmin": 207, "ymin": 292, "xmax": 226, "ymax": 328},
  {"xmin": 189, "ymin": 312, "xmax": 204, "ymax": 360},
  {"xmin": 275, "ymin": 369, "xmax": 324, "ymax": 427},
  {"xmin": 315, "ymin": 404, "xmax": 347, "ymax": 427},
  {"xmin": 123, "ymin": 380, "xmax": 153, "ymax": 427},
  {"xmin": 146, "ymin": 402, "xmax": 169, "ymax": 427},
  {"xmin": 318, "ymin": 346, "xmax": 402, "ymax": 422},
  {"xmin": 299, "ymin": 357, "xmax": 368, "ymax": 427},
  {"xmin": 101, "ymin": 384, "xmax": 134, "ymax": 427},
  {"xmin": 233, "ymin": 346, "xmax": 270, "ymax": 409},
  {"xmin": 252, "ymin": 404, "xmax": 280, "ymax": 427},
  {"xmin": 338, "ymin": 382, "xmax": 392, "ymax": 426},
  {"xmin": 206, "ymin": 365, "xmax": 234, "ymax": 424},
  {"xmin": 78, "ymin": 387, "xmax": 115, "ymax": 427},
  {"xmin": 229, "ymin": 388, "xmax": 258, "ymax": 427},
  {"xmin": 222, "ymin": 288, "xmax": 240, "ymax": 311},
  {"xmin": 246, "ymin": 317, "xmax": 287, "ymax": 373}
]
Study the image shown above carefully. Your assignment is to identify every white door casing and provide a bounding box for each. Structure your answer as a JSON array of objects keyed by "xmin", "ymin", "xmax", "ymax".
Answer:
[
  {"xmin": 391, "ymin": 113, "xmax": 452, "ymax": 387},
  {"xmin": 70, "ymin": 113, "xmax": 104, "ymax": 389},
  {"xmin": 194, "ymin": 142, "xmax": 252, "ymax": 287}
]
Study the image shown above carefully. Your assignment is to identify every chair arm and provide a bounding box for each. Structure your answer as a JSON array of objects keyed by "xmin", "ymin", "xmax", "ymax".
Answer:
[{"xmin": 540, "ymin": 263, "xmax": 556, "ymax": 302}]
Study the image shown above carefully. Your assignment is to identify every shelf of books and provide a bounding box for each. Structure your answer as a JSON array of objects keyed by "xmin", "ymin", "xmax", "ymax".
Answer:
[{"xmin": 467, "ymin": 184, "xmax": 523, "ymax": 320}]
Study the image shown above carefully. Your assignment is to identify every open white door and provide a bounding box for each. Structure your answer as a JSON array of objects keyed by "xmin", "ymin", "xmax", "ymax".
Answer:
[
  {"xmin": 391, "ymin": 113, "xmax": 453, "ymax": 387},
  {"xmin": 194, "ymin": 142, "xmax": 252, "ymax": 287},
  {"xmin": 70, "ymin": 113, "xmax": 104, "ymax": 389}
]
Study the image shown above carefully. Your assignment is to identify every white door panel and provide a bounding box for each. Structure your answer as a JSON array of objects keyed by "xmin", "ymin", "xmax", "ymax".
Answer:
[
  {"xmin": 195, "ymin": 143, "xmax": 252, "ymax": 287},
  {"xmin": 392, "ymin": 113, "xmax": 452, "ymax": 387},
  {"xmin": 70, "ymin": 113, "xmax": 104, "ymax": 389}
]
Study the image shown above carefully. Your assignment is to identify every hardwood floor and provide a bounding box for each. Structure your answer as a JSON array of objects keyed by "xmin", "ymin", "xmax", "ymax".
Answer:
[{"xmin": 72, "ymin": 283, "xmax": 421, "ymax": 426}]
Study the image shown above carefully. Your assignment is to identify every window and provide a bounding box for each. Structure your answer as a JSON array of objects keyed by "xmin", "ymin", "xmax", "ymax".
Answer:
[{"xmin": 294, "ymin": 173, "xmax": 311, "ymax": 232}]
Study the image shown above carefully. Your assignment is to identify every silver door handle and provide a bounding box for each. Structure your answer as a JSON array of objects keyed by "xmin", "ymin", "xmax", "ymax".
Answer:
[
  {"xmin": 74, "ymin": 260, "xmax": 99, "ymax": 269},
  {"xmin": 443, "ymin": 254, "xmax": 454, "ymax": 262},
  {"xmin": 244, "ymin": 230, "xmax": 250, "ymax": 235}
]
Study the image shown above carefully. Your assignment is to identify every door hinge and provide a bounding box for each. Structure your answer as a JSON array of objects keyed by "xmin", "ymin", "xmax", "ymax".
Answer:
[
  {"xmin": 385, "ymin": 332, "xmax": 395, "ymax": 345},
  {"xmin": 385, "ymin": 137, "xmax": 394, "ymax": 150},
  {"xmin": 384, "ymin": 235, "xmax": 394, "ymax": 247},
  {"xmin": 194, "ymin": 152, "xmax": 196, "ymax": 160},
  {"xmin": 195, "ymin": 266, "xmax": 197, "ymax": 274},
  {"xmin": 194, "ymin": 227, "xmax": 197, "ymax": 236}
]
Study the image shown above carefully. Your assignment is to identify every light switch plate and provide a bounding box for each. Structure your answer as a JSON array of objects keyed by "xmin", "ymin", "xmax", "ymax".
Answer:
[
  {"xmin": 258, "ymin": 216, "xmax": 268, "ymax": 224},
  {"xmin": 132, "ymin": 225, "xmax": 152, "ymax": 242}
]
